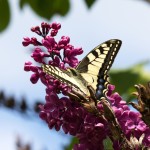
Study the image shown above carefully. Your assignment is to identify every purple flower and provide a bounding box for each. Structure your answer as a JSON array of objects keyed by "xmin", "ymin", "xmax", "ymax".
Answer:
[
  {"xmin": 31, "ymin": 26, "xmax": 42, "ymax": 36},
  {"xmin": 51, "ymin": 22, "xmax": 61, "ymax": 30},
  {"xmin": 143, "ymin": 128, "xmax": 150, "ymax": 146},
  {"xmin": 24, "ymin": 61, "xmax": 32, "ymax": 71},
  {"xmin": 58, "ymin": 36, "xmax": 70, "ymax": 48},
  {"xmin": 42, "ymin": 36, "xmax": 57, "ymax": 54},
  {"xmin": 22, "ymin": 37, "xmax": 40, "ymax": 46},
  {"xmin": 30, "ymin": 73, "xmax": 39, "ymax": 84},
  {"xmin": 31, "ymin": 47, "xmax": 49, "ymax": 63},
  {"xmin": 64, "ymin": 45, "xmax": 83, "ymax": 67},
  {"xmin": 22, "ymin": 37, "xmax": 31, "ymax": 46},
  {"xmin": 41, "ymin": 22, "xmax": 51, "ymax": 36},
  {"xmin": 108, "ymin": 84, "xmax": 150, "ymax": 148},
  {"xmin": 50, "ymin": 22, "xmax": 61, "ymax": 37}
]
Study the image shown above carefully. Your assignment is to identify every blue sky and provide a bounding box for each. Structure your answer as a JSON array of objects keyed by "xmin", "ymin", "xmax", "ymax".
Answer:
[{"xmin": 1, "ymin": 0, "xmax": 150, "ymax": 149}]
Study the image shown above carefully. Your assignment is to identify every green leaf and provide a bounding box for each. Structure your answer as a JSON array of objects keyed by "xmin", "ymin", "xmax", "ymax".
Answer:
[
  {"xmin": 110, "ymin": 61, "xmax": 150, "ymax": 102},
  {"xmin": 103, "ymin": 137, "xmax": 113, "ymax": 150},
  {"xmin": 19, "ymin": 0, "xmax": 26, "ymax": 9},
  {"xmin": 19, "ymin": 0, "xmax": 70, "ymax": 20},
  {"xmin": 84, "ymin": 0, "xmax": 96, "ymax": 8},
  {"xmin": 0, "ymin": 0, "xmax": 10, "ymax": 32},
  {"xmin": 64, "ymin": 137, "xmax": 78, "ymax": 150}
]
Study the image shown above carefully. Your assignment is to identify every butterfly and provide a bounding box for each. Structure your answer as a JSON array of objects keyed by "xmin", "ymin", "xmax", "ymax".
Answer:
[{"xmin": 42, "ymin": 39, "xmax": 122, "ymax": 103}]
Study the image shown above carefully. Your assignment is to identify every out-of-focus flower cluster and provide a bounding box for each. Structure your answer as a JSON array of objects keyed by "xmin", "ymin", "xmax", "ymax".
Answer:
[{"xmin": 23, "ymin": 22, "xmax": 150, "ymax": 150}]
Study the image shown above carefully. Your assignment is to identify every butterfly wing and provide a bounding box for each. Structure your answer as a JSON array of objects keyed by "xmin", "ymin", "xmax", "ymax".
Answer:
[
  {"xmin": 42, "ymin": 65, "xmax": 90, "ymax": 95},
  {"xmin": 76, "ymin": 39, "xmax": 122, "ymax": 99}
]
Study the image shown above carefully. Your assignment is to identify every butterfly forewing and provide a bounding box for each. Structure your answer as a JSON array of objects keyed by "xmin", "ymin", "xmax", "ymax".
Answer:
[
  {"xmin": 42, "ymin": 65, "xmax": 90, "ymax": 96},
  {"xmin": 76, "ymin": 39, "xmax": 122, "ymax": 99},
  {"xmin": 42, "ymin": 65, "xmax": 74, "ymax": 85}
]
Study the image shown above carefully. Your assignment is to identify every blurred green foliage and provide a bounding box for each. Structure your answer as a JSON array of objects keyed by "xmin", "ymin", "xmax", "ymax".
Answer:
[
  {"xmin": 84, "ymin": 0, "xmax": 96, "ymax": 8},
  {"xmin": 0, "ymin": 0, "xmax": 96, "ymax": 32},
  {"xmin": 103, "ymin": 137, "xmax": 113, "ymax": 150},
  {"xmin": 110, "ymin": 61, "xmax": 150, "ymax": 102},
  {"xmin": 0, "ymin": 0, "xmax": 10, "ymax": 32},
  {"xmin": 19, "ymin": 0, "xmax": 70, "ymax": 19},
  {"xmin": 64, "ymin": 137, "xmax": 78, "ymax": 150}
]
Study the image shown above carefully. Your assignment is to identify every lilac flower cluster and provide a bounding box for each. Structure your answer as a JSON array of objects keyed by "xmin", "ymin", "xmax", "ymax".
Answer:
[
  {"xmin": 23, "ymin": 22, "xmax": 150, "ymax": 149},
  {"xmin": 106, "ymin": 85, "xmax": 150, "ymax": 149},
  {"xmin": 23, "ymin": 22, "xmax": 82, "ymax": 84}
]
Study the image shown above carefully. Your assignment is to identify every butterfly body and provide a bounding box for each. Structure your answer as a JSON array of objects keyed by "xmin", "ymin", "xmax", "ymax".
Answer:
[{"xmin": 42, "ymin": 39, "xmax": 122, "ymax": 102}]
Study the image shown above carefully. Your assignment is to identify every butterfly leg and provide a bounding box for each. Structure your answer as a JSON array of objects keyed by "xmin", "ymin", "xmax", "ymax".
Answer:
[
  {"xmin": 67, "ymin": 92, "xmax": 81, "ymax": 102},
  {"xmin": 82, "ymin": 85, "xmax": 105, "ymax": 116},
  {"xmin": 87, "ymin": 85, "xmax": 97, "ymax": 105},
  {"xmin": 67, "ymin": 87, "xmax": 102, "ymax": 116},
  {"xmin": 67, "ymin": 87, "xmax": 88, "ymax": 102}
]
